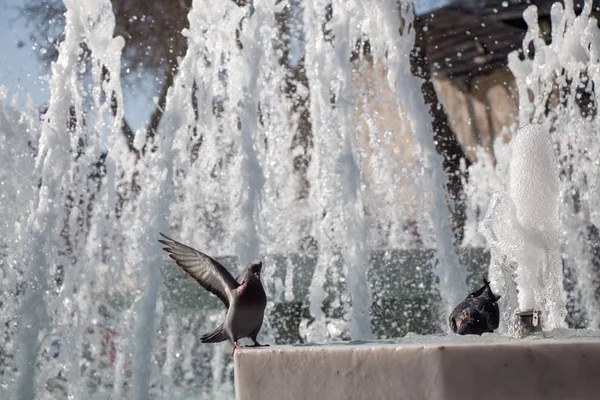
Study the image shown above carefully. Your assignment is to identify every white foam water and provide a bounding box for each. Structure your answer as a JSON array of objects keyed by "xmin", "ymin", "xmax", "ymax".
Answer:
[
  {"xmin": 465, "ymin": 0, "xmax": 600, "ymax": 333},
  {"xmin": 479, "ymin": 124, "xmax": 567, "ymax": 333}
]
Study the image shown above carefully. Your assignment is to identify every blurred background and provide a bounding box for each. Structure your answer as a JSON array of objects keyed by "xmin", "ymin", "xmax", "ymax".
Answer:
[{"xmin": 3, "ymin": 0, "xmax": 586, "ymax": 170}]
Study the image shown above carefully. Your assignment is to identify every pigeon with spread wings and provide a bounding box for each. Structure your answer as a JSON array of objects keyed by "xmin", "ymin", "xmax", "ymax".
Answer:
[{"xmin": 159, "ymin": 233, "xmax": 268, "ymax": 354}]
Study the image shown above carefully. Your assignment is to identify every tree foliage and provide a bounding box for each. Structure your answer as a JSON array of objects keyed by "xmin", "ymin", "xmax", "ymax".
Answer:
[
  {"xmin": 21, "ymin": 0, "xmax": 191, "ymax": 79},
  {"xmin": 20, "ymin": 0, "xmax": 196, "ymax": 154}
]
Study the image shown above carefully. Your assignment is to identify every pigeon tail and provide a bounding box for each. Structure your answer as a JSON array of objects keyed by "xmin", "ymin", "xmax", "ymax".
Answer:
[
  {"xmin": 200, "ymin": 326, "xmax": 228, "ymax": 343},
  {"xmin": 482, "ymin": 277, "xmax": 501, "ymax": 301}
]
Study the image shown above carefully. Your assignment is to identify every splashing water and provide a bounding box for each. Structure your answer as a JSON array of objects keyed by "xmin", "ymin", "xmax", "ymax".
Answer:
[
  {"xmin": 479, "ymin": 124, "xmax": 567, "ymax": 334},
  {"xmin": 466, "ymin": 0, "xmax": 600, "ymax": 332},
  {"xmin": 2, "ymin": 0, "xmax": 600, "ymax": 398}
]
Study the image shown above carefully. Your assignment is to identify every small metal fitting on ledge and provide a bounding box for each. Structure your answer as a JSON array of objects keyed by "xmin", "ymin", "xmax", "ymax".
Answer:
[{"xmin": 515, "ymin": 310, "xmax": 542, "ymax": 337}]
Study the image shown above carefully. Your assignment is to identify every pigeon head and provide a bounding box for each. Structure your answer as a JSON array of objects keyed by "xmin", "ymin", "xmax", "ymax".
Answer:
[
  {"xmin": 246, "ymin": 260, "xmax": 263, "ymax": 279},
  {"xmin": 456, "ymin": 318, "xmax": 478, "ymax": 335},
  {"xmin": 455, "ymin": 310, "xmax": 482, "ymax": 334}
]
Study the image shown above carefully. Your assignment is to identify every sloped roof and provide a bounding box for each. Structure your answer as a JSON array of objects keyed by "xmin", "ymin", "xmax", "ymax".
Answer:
[{"xmin": 420, "ymin": 0, "xmax": 596, "ymax": 85}]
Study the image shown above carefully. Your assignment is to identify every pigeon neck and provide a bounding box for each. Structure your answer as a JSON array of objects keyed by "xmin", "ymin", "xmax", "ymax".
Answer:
[{"xmin": 237, "ymin": 279, "xmax": 249, "ymax": 294}]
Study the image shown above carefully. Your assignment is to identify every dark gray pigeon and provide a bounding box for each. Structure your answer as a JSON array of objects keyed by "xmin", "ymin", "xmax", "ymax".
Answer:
[
  {"xmin": 449, "ymin": 278, "xmax": 501, "ymax": 335},
  {"xmin": 159, "ymin": 233, "xmax": 268, "ymax": 354}
]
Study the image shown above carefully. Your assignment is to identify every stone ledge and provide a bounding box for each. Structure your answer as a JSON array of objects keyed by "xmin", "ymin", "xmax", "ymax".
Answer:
[{"xmin": 234, "ymin": 339, "xmax": 600, "ymax": 400}]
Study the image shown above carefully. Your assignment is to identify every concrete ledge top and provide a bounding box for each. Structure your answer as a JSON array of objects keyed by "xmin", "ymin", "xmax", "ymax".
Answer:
[
  {"xmin": 234, "ymin": 334, "xmax": 600, "ymax": 400},
  {"xmin": 236, "ymin": 337, "xmax": 600, "ymax": 351}
]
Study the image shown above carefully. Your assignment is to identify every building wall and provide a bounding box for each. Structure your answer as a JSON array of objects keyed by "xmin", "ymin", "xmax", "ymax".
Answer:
[{"xmin": 434, "ymin": 68, "xmax": 519, "ymax": 164}]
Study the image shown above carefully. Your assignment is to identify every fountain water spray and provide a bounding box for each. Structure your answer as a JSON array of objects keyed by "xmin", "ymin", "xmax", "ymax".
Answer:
[
  {"xmin": 468, "ymin": 0, "xmax": 600, "ymax": 333},
  {"xmin": 1, "ymin": 1, "xmax": 469, "ymax": 396},
  {"xmin": 509, "ymin": 0, "xmax": 600, "ymax": 330},
  {"xmin": 480, "ymin": 124, "xmax": 566, "ymax": 334},
  {"xmin": 12, "ymin": 0, "xmax": 600, "ymax": 398}
]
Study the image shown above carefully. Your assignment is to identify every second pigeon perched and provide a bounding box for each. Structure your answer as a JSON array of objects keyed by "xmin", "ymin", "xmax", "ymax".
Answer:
[
  {"xmin": 159, "ymin": 233, "xmax": 268, "ymax": 354},
  {"xmin": 449, "ymin": 278, "xmax": 501, "ymax": 335}
]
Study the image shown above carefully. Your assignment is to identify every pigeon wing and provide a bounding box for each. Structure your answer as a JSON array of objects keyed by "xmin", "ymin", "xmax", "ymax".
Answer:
[
  {"xmin": 159, "ymin": 233, "xmax": 239, "ymax": 307},
  {"xmin": 235, "ymin": 270, "xmax": 244, "ymax": 284},
  {"xmin": 484, "ymin": 302, "xmax": 501, "ymax": 331}
]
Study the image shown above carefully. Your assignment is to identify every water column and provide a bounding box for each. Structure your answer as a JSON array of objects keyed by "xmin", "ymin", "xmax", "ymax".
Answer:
[
  {"xmin": 162, "ymin": 3, "xmax": 236, "ymax": 394},
  {"xmin": 226, "ymin": 4, "xmax": 267, "ymax": 267},
  {"xmin": 172, "ymin": 1, "xmax": 244, "ymax": 253},
  {"xmin": 0, "ymin": 95, "xmax": 39, "ymax": 400},
  {"xmin": 57, "ymin": 1, "xmax": 127, "ymax": 396},
  {"xmin": 509, "ymin": 126, "xmax": 565, "ymax": 327},
  {"xmin": 303, "ymin": 0, "xmax": 337, "ymax": 342},
  {"xmin": 374, "ymin": 0, "xmax": 468, "ymax": 323},
  {"xmin": 152, "ymin": 3, "xmax": 241, "ymax": 397},
  {"xmin": 11, "ymin": 0, "xmax": 126, "ymax": 397},
  {"xmin": 303, "ymin": 0, "xmax": 373, "ymax": 342},
  {"xmin": 330, "ymin": 0, "xmax": 373, "ymax": 341},
  {"xmin": 480, "ymin": 124, "xmax": 566, "ymax": 333},
  {"xmin": 13, "ymin": 21, "xmax": 73, "ymax": 397},
  {"xmin": 127, "ymin": 9, "xmax": 208, "ymax": 397},
  {"xmin": 246, "ymin": 2, "xmax": 302, "ymax": 309},
  {"xmin": 160, "ymin": 1, "xmax": 291, "ymax": 395},
  {"xmin": 504, "ymin": 0, "xmax": 600, "ymax": 329}
]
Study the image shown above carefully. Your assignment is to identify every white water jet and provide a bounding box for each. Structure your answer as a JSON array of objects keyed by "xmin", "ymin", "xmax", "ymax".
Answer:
[
  {"xmin": 302, "ymin": 0, "xmax": 374, "ymax": 342},
  {"xmin": 480, "ymin": 124, "xmax": 567, "ymax": 331},
  {"xmin": 374, "ymin": 0, "xmax": 468, "ymax": 323},
  {"xmin": 508, "ymin": 125, "xmax": 563, "ymax": 316},
  {"xmin": 9, "ymin": 1, "xmax": 127, "ymax": 398},
  {"xmin": 468, "ymin": 0, "xmax": 600, "ymax": 332},
  {"xmin": 1, "ymin": 3, "xmax": 472, "ymax": 396},
  {"xmin": 514, "ymin": 0, "xmax": 600, "ymax": 330}
]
